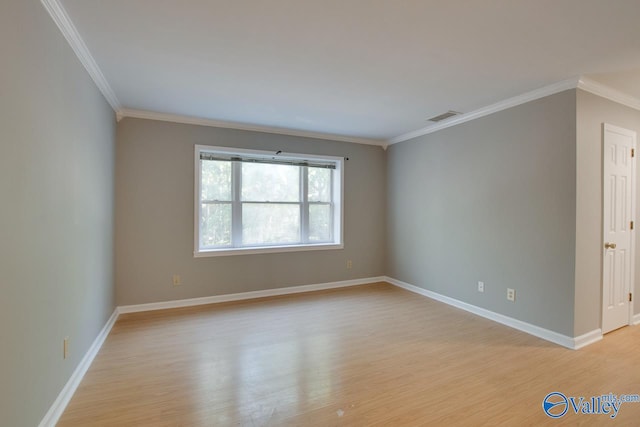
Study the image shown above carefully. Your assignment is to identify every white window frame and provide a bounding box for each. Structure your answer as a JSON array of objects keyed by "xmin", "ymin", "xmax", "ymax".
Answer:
[{"xmin": 194, "ymin": 145, "xmax": 344, "ymax": 257}]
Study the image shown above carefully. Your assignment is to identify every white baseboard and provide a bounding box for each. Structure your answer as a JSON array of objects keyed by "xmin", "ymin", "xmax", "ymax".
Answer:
[
  {"xmin": 118, "ymin": 276, "xmax": 386, "ymax": 314},
  {"xmin": 633, "ymin": 313, "xmax": 640, "ymax": 326},
  {"xmin": 573, "ymin": 329, "xmax": 603, "ymax": 349},
  {"xmin": 384, "ymin": 276, "xmax": 601, "ymax": 350},
  {"xmin": 40, "ymin": 275, "xmax": 605, "ymax": 426},
  {"xmin": 38, "ymin": 308, "xmax": 119, "ymax": 427},
  {"xmin": 37, "ymin": 276, "xmax": 384, "ymax": 426}
]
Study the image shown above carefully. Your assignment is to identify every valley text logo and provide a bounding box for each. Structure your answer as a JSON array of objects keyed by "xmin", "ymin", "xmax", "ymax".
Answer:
[{"xmin": 542, "ymin": 392, "xmax": 640, "ymax": 419}]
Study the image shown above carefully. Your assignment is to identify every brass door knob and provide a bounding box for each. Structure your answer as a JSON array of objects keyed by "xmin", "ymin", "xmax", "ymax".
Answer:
[{"xmin": 604, "ymin": 242, "xmax": 617, "ymax": 249}]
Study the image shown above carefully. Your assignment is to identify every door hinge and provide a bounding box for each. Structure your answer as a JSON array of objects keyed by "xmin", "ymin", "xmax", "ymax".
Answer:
[
  {"xmin": 630, "ymin": 293, "xmax": 633, "ymax": 302},
  {"xmin": 633, "ymin": 148, "xmax": 636, "ymax": 158},
  {"xmin": 631, "ymin": 221, "xmax": 634, "ymax": 230}
]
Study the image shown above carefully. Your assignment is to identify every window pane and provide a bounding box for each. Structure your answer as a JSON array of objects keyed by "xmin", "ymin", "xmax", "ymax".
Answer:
[
  {"xmin": 308, "ymin": 167, "xmax": 331, "ymax": 202},
  {"xmin": 242, "ymin": 204, "xmax": 300, "ymax": 245},
  {"xmin": 309, "ymin": 204, "xmax": 332, "ymax": 242},
  {"xmin": 201, "ymin": 160, "xmax": 231, "ymax": 201},
  {"xmin": 200, "ymin": 203, "xmax": 231, "ymax": 247},
  {"xmin": 242, "ymin": 163, "xmax": 299, "ymax": 202}
]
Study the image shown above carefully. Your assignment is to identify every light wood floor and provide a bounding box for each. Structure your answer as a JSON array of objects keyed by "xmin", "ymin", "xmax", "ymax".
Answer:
[{"xmin": 58, "ymin": 282, "xmax": 640, "ymax": 426}]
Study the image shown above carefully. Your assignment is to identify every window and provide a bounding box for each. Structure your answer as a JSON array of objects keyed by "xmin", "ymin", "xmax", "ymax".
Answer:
[{"xmin": 195, "ymin": 145, "xmax": 343, "ymax": 256}]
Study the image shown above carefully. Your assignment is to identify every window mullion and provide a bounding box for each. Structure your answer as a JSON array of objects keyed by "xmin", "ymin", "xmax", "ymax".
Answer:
[
  {"xmin": 232, "ymin": 161, "xmax": 242, "ymax": 247},
  {"xmin": 301, "ymin": 166, "xmax": 309, "ymax": 243}
]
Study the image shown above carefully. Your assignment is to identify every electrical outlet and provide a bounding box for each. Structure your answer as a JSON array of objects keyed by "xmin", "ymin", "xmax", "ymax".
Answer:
[
  {"xmin": 478, "ymin": 281, "xmax": 485, "ymax": 293},
  {"xmin": 507, "ymin": 288, "xmax": 516, "ymax": 302},
  {"xmin": 346, "ymin": 260, "xmax": 353, "ymax": 269},
  {"xmin": 63, "ymin": 337, "xmax": 69, "ymax": 359},
  {"xmin": 172, "ymin": 274, "xmax": 182, "ymax": 286}
]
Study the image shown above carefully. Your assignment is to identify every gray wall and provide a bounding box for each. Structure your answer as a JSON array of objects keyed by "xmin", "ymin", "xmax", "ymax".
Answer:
[
  {"xmin": 575, "ymin": 90, "xmax": 640, "ymax": 335},
  {"xmin": 0, "ymin": 2, "xmax": 116, "ymax": 426},
  {"xmin": 115, "ymin": 118, "xmax": 386, "ymax": 305},
  {"xmin": 387, "ymin": 90, "xmax": 577, "ymax": 336}
]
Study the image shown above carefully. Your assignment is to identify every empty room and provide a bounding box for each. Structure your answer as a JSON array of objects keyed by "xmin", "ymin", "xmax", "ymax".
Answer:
[{"xmin": 3, "ymin": 0, "xmax": 640, "ymax": 425}]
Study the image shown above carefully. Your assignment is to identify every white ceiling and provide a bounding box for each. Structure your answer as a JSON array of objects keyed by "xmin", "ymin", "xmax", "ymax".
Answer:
[{"xmin": 56, "ymin": 0, "xmax": 640, "ymax": 143}]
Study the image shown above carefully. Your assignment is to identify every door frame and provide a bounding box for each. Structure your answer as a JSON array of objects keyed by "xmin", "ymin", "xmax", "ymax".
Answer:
[{"xmin": 601, "ymin": 122, "xmax": 637, "ymax": 332}]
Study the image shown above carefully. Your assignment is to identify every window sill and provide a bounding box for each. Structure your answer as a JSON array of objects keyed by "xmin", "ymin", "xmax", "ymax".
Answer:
[{"xmin": 194, "ymin": 243, "xmax": 343, "ymax": 257}]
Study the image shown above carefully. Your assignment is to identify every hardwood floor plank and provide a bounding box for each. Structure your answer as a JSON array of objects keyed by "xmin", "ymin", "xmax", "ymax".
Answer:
[{"xmin": 57, "ymin": 282, "xmax": 640, "ymax": 426}]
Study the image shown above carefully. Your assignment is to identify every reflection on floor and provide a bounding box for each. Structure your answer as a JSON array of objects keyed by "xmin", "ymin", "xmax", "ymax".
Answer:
[{"xmin": 58, "ymin": 282, "xmax": 640, "ymax": 426}]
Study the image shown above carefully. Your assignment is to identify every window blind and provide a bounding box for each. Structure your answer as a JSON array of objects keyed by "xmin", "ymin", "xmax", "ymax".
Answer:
[{"xmin": 199, "ymin": 152, "xmax": 337, "ymax": 169}]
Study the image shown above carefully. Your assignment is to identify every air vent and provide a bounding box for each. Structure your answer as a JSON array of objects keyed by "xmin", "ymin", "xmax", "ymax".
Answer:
[{"xmin": 428, "ymin": 110, "xmax": 461, "ymax": 122}]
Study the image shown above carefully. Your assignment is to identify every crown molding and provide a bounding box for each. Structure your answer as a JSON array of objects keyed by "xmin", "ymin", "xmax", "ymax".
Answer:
[
  {"xmin": 33, "ymin": 4, "xmax": 640, "ymax": 149},
  {"xmin": 40, "ymin": 0, "xmax": 121, "ymax": 111},
  {"xmin": 577, "ymin": 77, "xmax": 640, "ymax": 111},
  {"xmin": 388, "ymin": 77, "xmax": 581, "ymax": 145},
  {"xmin": 118, "ymin": 108, "xmax": 386, "ymax": 146},
  {"xmin": 39, "ymin": 0, "xmax": 379, "ymax": 145}
]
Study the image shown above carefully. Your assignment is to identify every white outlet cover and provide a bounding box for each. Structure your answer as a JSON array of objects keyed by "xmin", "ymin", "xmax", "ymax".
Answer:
[{"xmin": 478, "ymin": 281, "xmax": 484, "ymax": 292}]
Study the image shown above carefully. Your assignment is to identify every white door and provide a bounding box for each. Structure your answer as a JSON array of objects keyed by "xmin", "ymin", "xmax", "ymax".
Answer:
[{"xmin": 602, "ymin": 123, "xmax": 636, "ymax": 334}]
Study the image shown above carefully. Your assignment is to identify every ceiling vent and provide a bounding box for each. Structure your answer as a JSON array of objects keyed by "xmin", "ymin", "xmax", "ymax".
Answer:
[{"xmin": 428, "ymin": 110, "xmax": 461, "ymax": 122}]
